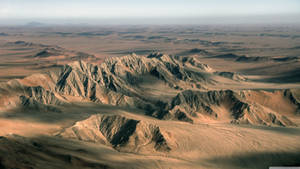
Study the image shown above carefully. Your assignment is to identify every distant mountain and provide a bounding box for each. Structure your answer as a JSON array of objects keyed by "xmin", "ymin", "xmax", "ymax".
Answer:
[
  {"xmin": 213, "ymin": 53, "xmax": 299, "ymax": 63},
  {"xmin": 6, "ymin": 40, "xmax": 95, "ymax": 60},
  {"xmin": 178, "ymin": 48, "xmax": 210, "ymax": 56},
  {"xmin": 0, "ymin": 32, "xmax": 8, "ymax": 36},
  {"xmin": 25, "ymin": 21, "xmax": 46, "ymax": 27}
]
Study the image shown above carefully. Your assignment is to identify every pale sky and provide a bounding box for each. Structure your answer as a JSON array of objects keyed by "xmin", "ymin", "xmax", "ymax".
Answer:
[
  {"xmin": 0, "ymin": 0, "xmax": 299, "ymax": 24},
  {"xmin": 0, "ymin": 0, "xmax": 300, "ymax": 18}
]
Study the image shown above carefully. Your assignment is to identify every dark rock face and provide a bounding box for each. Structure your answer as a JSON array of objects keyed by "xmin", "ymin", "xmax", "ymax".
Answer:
[
  {"xmin": 213, "ymin": 53, "xmax": 298, "ymax": 63},
  {"xmin": 284, "ymin": 89, "xmax": 300, "ymax": 114},
  {"xmin": 99, "ymin": 115, "xmax": 171, "ymax": 152},
  {"xmin": 23, "ymin": 86, "xmax": 64, "ymax": 105},
  {"xmin": 99, "ymin": 115, "xmax": 140, "ymax": 147},
  {"xmin": 178, "ymin": 48, "xmax": 210, "ymax": 56},
  {"xmin": 216, "ymin": 71, "xmax": 247, "ymax": 81},
  {"xmin": 19, "ymin": 95, "xmax": 61, "ymax": 112},
  {"xmin": 158, "ymin": 90, "xmax": 297, "ymax": 127},
  {"xmin": 189, "ymin": 48, "xmax": 209, "ymax": 54},
  {"xmin": 33, "ymin": 49, "xmax": 58, "ymax": 58},
  {"xmin": 173, "ymin": 109, "xmax": 193, "ymax": 123},
  {"xmin": 213, "ymin": 53, "xmax": 242, "ymax": 59},
  {"xmin": 235, "ymin": 56, "xmax": 270, "ymax": 62},
  {"xmin": 59, "ymin": 115, "xmax": 172, "ymax": 152}
]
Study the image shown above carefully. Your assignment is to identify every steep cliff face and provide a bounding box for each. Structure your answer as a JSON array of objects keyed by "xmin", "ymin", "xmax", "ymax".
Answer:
[{"xmin": 59, "ymin": 114, "xmax": 172, "ymax": 153}]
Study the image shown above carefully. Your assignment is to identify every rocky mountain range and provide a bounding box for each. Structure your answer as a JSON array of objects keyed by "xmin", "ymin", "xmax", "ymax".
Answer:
[
  {"xmin": 0, "ymin": 50, "xmax": 300, "ymax": 168},
  {"xmin": 1, "ymin": 53, "xmax": 299, "ymax": 128}
]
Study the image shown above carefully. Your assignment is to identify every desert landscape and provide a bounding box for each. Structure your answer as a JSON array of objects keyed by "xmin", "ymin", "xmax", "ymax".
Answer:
[{"xmin": 0, "ymin": 24, "xmax": 299, "ymax": 169}]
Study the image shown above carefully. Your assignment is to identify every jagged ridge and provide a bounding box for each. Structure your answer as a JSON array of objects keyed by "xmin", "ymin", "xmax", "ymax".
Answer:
[
  {"xmin": 59, "ymin": 114, "xmax": 172, "ymax": 153},
  {"xmin": 155, "ymin": 90, "xmax": 297, "ymax": 127},
  {"xmin": 0, "ymin": 53, "xmax": 296, "ymax": 127}
]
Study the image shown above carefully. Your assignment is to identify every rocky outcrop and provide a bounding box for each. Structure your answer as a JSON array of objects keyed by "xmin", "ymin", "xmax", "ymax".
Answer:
[
  {"xmin": 284, "ymin": 89, "xmax": 300, "ymax": 114},
  {"xmin": 178, "ymin": 48, "xmax": 210, "ymax": 56},
  {"xmin": 102, "ymin": 53, "xmax": 215, "ymax": 89},
  {"xmin": 157, "ymin": 90, "xmax": 297, "ymax": 126},
  {"xmin": 235, "ymin": 56, "xmax": 270, "ymax": 62},
  {"xmin": 31, "ymin": 48, "xmax": 62, "ymax": 58},
  {"xmin": 213, "ymin": 53, "xmax": 242, "ymax": 59},
  {"xmin": 213, "ymin": 53, "xmax": 298, "ymax": 63},
  {"xmin": 230, "ymin": 103, "xmax": 296, "ymax": 126},
  {"xmin": 59, "ymin": 114, "xmax": 172, "ymax": 153},
  {"xmin": 0, "ymin": 53, "xmax": 297, "ymax": 127},
  {"xmin": 6, "ymin": 40, "xmax": 43, "ymax": 47},
  {"xmin": 23, "ymin": 86, "xmax": 64, "ymax": 105},
  {"xmin": 19, "ymin": 95, "xmax": 61, "ymax": 112},
  {"xmin": 0, "ymin": 79, "xmax": 65, "ymax": 112},
  {"xmin": 21, "ymin": 53, "xmax": 241, "ymax": 107},
  {"xmin": 215, "ymin": 71, "xmax": 247, "ymax": 81}
]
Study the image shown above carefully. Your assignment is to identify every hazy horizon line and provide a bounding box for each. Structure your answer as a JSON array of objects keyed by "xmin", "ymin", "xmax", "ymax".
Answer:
[{"xmin": 0, "ymin": 14, "xmax": 300, "ymax": 26}]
